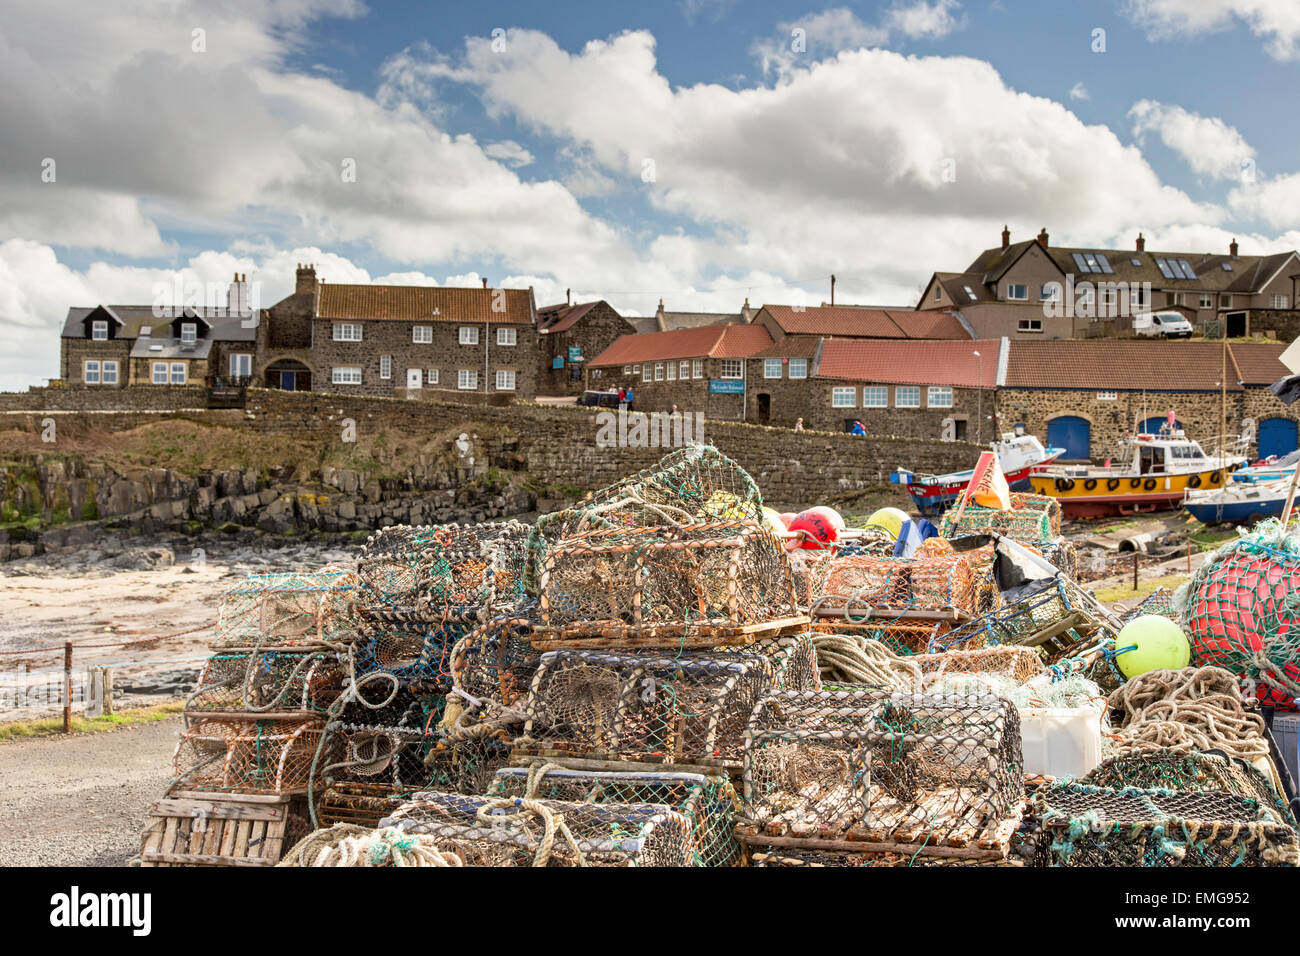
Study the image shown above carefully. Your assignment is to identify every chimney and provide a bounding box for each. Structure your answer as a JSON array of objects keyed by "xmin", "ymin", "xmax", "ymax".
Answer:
[
  {"xmin": 1230, "ymin": 238, "xmax": 1239, "ymax": 258},
  {"xmin": 1136, "ymin": 233, "xmax": 1145, "ymax": 253},
  {"xmin": 830, "ymin": 274, "xmax": 836, "ymax": 306},
  {"xmin": 1001, "ymin": 225, "xmax": 1010, "ymax": 251},
  {"xmin": 228, "ymin": 272, "xmax": 251, "ymax": 315},
  {"xmin": 1037, "ymin": 227, "xmax": 1049, "ymax": 249},
  {"xmin": 295, "ymin": 264, "xmax": 317, "ymax": 296},
  {"xmin": 566, "ymin": 288, "xmax": 571, "ymax": 306},
  {"xmin": 482, "ymin": 277, "xmax": 488, "ymax": 289}
]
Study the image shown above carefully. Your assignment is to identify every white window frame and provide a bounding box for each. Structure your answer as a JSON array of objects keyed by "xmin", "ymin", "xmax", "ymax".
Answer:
[
  {"xmin": 1096, "ymin": 391, "xmax": 1118, "ymax": 401},
  {"xmin": 654, "ymin": 362, "xmax": 664, "ymax": 381},
  {"xmin": 170, "ymin": 362, "xmax": 186, "ymax": 385},
  {"xmin": 862, "ymin": 386, "xmax": 887, "ymax": 408},
  {"xmin": 333, "ymin": 323, "xmax": 363, "ymax": 342},
  {"xmin": 1101, "ymin": 288, "xmax": 1118, "ymax": 311},
  {"xmin": 1006, "ymin": 283, "xmax": 1028, "ymax": 301},
  {"xmin": 152, "ymin": 362, "xmax": 169, "ymax": 384},
  {"xmin": 720, "ymin": 359, "xmax": 743, "ymax": 380},
  {"xmin": 643, "ymin": 365, "xmax": 652, "ymax": 382},
  {"xmin": 412, "ymin": 325, "xmax": 432, "ymax": 344},
  {"xmin": 764, "ymin": 359, "xmax": 782, "ymax": 379},
  {"xmin": 331, "ymin": 367, "xmax": 362, "ymax": 385},
  {"xmin": 928, "ymin": 386, "xmax": 953, "ymax": 408},
  {"xmin": 496, "ymin": 327, "xmax": 517, "ymax": 346},
  {"xmin": 458, "ymin": 369, "xmax": 478, "ymax": 390},
  {"xmin": 788, "ymin": 359, "xmax": 808, "ymax": 379},
  {"xmin": 101, "ymin": 360, "xmax": 118, "ymax": 385},
  {"xmin": 666, "ymin": 361, "xmax": 676, "ymax": 381},
  {"xmin": 1018, "ymin": 318, "xmax": 1044, "ymax": 333},
  {"xmin": 1271, "ymin": 295, "xmax": 1290, "ymax": 309},
  {"xmin": 180, "ymin": 322, "xmax": 197, "ymax": 345},
  {"xmin": 91, "ymin": 320, "xmax": 108, "ymax": 341},
  {"xmin": 895, "ymin": 386, "xmax": 921, "ymax": 408},
  {"xmin": 459, "ymin": 326, "xmax": 480, "ymax": 346},
  {"xmin": 832, "ymin": 387, "xmax": 856, "ymax": 408},
  {"xmin": 1130, "ymin": 287, "xmax": 1148, "ymax": 309},
  {"xmin": 623, "ymin": 366, "xmax": 632, "ymax": 374},
  {"xmin": 495, "ymin": 369, "xmax": 516, "ymax": 391},
  {"xmin": 380, "ymin": 355, "xmax": 391, "ymax": 380},
  {"xmin": 84, "ymin": 360, "xmax": 101, "ymax": 384},
  {"xmin": 426, "ymin": 368, "xmax": 439, "ymax": 385},
  {"xmin": 679, "ymin": 360, "xmax": 690, "ymax": 380},
  {"xmin": 229, "ymin": 353, "xmax": 252, "ymax": 378},
  {"xmin": 1199, "ymin": 294, "xmax": 1213, "ymax": 309}
]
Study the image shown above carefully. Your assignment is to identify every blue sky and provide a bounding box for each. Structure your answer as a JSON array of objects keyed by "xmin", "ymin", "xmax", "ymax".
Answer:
[{"xmin": 1, "ymin": 0, "xmax": 1299, "ymax": 389}]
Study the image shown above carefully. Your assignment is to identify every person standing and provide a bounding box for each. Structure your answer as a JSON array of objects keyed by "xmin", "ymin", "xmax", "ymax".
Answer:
[
  {"xmin": 794, "ymin": 417, "xmax": 805, "ymax": 432},
  {"xmin": 625, "ymin": 386, "xmax": 635, "ymax": 412}
]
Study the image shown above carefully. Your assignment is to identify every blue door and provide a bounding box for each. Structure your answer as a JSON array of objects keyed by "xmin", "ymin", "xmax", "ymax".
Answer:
[
  {"xmin": 1141, "ymin": 416, "xmax": 1183, "ymax": 434},
  {"xmin": 1048, "ymin": 416, "xmax": 1091, "ymax": 461},
  {"xmin": 280, "ymin": 370, "xmax": 296, "ymax": 390},
  {"xmin": 1258, "ymin": 417, "xmax": 1298, "ymax": 460}
]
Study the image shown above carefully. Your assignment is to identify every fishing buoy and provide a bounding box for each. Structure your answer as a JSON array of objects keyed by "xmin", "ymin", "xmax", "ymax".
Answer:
[
  {"xmin": 788, "ymin": 509, "xmax": 839, "ymax": 550},
  {"xmin": 1115, "ymin": 615, "xmax": 1191, "ymax": 679},
  {"xmin": 779, "ymin": 512, "xmax": 797, "ymax": 527},
  {"xmin": 760, "ymin": 507, "xmax": 787, "ymax": 536},
  {"xmin": 805, "ymin": 505, "xmax": 845, "ymax": 532},
  {"xmin": 865, "ymin": 507, "xmax": 909, "ymax": 541}
]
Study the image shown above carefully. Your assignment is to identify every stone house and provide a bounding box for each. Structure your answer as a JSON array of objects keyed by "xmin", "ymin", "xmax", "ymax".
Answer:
[{"xmin": 535, "ymin": 298, "xmax": 636, "ymax": 396}]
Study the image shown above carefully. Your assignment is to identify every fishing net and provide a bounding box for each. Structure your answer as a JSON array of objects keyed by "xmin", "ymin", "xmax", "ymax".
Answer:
[
  {"xmin": 939, "ymin": 492, "xmax": 1061, "ymax": 542},
  {"xmin": 171, "ymin": 717, "xmax": 330, "ymax": 794},
  {"xmin": 937, "ymin": 580, "xmax": 1116, "ymax": 658},
  {"xmin": 716, "ymin": 632, "xmax": 821, "ymax": 692},
  {"xmin": 810, "ymin": 554, "xmax": 977, "ymax": 617},
  {"xmin": 488, "ymin": 764, "xmax": 743, "ymax": 867},
  {"xmin": 422, "ymin": 732, "xmax": 514, "ymax": 796},
  {"xmin": 810, "ymin": 619, "xmax": 959, "ymax": 657},
  {"xmin": 217, "ymin": 569, "xmax": 362, "ymax": 647},
  {"xmin": 316, "ymin": 783, "xmax": 413, "ymax": 830},
  {"xmin": 953, "ymin": 545, "xmax": 1001, "ymax": 615},
  {"xmin": 1036, "ymin": 539, "xmax": 1077, "ymax": 580},
  {"xmin": 1028, "ymin": 782, "xmax": 1298, "ymax": 866},
  {"xmin": 739, "ymin": 690, "xmax": 1024, "ymax": 858},
  {"xmin": 750, "ymin": 846, "xmax": 1021, "ymax": 866},
  {"xmin": 833, "ymin": 528, "xmax": 897, "ymax": 557},
  {"xmin": 317, "ymin": 722, "xmax": 430, "ymax": 792},
  {"xmin": 911, "ymin": 646, "xmax": 1046, "ymax": 686},
  {"xmin": 526, "ymin": 444, "xmax": 763, "ymax": 589},
  {"xmin": 1177, "ymin": 521, "xmax": 1300, "ymax": 708},
  {"xmin": 380, "ymin": 791, "xmax": 697, "ymax": 866},
  {"xmin": 535, "ymin": 521, "xmax": 800, "ymax": 646},
  {"xmin": 353, "ymin": 619, "xmax": 470, "ymax": 689},
  {"xmin": 186, "ymin": 650, "xmax": 347, "ymax": 716},
  {"xmin": 517, "ymin": 649, "xmax": 777, "ymax": 766},
  {"xmin": 449, "ymin": 616, "xmax": 542, "ymax": 713},
  {"xmin": 1121, "ymin": 587, "xmax": 1179, "ymax": 625}
]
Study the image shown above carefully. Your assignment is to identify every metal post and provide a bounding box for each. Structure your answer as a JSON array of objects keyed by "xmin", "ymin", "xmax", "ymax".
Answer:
[
  {"xmin": 974, "ymin": 350, "xmax": 983, "ymax": 444},
  {"xmin": 63, "ymin": 642, "xmax": 72, "ymax": 733},
  {"xmin": 1132, "ymin": 552, "xmax": 1139, "ymax": 591}
]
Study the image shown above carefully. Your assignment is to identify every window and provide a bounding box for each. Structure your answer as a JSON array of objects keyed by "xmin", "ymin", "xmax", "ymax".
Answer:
[
  {"xmin": 1097, "ymin": 391, "xmax": 1117, "ymax": 401},
  {"xmin": 1272, "ymin": 295, "xmax": 1290, "ymax": 309},
  {"xmin": 1006, "ymin": 283, "xmax": 1028, "ymax": 301},
  {"xmin": 84, "ymin": 360, "xmax": 100, "ymax": 384},
  {"xmin": 693, "ymin": 359, "xmax": 704, "ymax": 379},
  {"xmin": 963, "ymin": 285, "xmax": 978, "ymax": 301},
  {"xmin": 928, "ymin": 386, "xmax": 953, "ymax": 408},
  {"xmin": 333, "ymin": 323, "xmax": 362, "ymax": 342},
  {"xmin": 458, "ymin": 369, "xmax": 478, "ymax": 390},
  {"xmin": 832, "ymin": 387, "xmax": 856, "ymax": 408},
  {"xmin": 229, "ymin": 354, "xmax": 252, "ymax": 378},
  {"xmin": 643, "ymin": 365, "xmax": 652, "ymax": 382},
  {"xmin": 102, "ymin": 360, "xmax": 118, "ymax": 385},
  {"xmin": 679, "ymin": 361, "xmax": 690, "ymax": 379},
  {"xmin": 153, "ymin": 362, "xmax": 168, "ymax": 384},
  {"xmin": 170, "ymin": 362, "xmax": 186, "ymax": 385},
  {"xmin": 332, "ymin": 367, "xmax": 362, "ymax": 385},
  {"xmin": 459, "ymin": 326, "xmax": 479, "ymax": 345},
  {"xmin": 180, "ymin": 322, "xmax": 197, "ymax": 345},
  {"xmin": 666, "ymin": 361, "xmax": 676, "ymax": 381},
  {"xmin": 1040, "ymin": 283, "xmax": 1060, "ymax": 302},
  {"xmin": 1199, "ymin": 294, "xmax": 1213, "ymax": 309},
  {"xmin": 1169, "ymin": 293, "xmax": 1183, "ymax": 307},
  {"xmin": 496, "ymin": 370, "xmax": 516, "ymax": 391},
  {"xmin": 1220, "ymin": 295, "xmax": 1233, "ymax": 308},
  {"xmin": 380, "ymin": 355, "xmax": 391, "ymax": 379},
  {"xmin": 1077, "ymin": 286, "xmax": 1095, "ymax": 307},
  {"xmin": 720, "ymin": 359, "xmax": 743, "ymax": 379},
  {"xmin": 412, "ymin": 326, "xmax": 432, "ymax": 343},
  {"xmin": 789, "ymin": 358, "xmax": 807, "ymax": 379},
  {"xmin": 1101, "ymin": 287, "xmax": 1118, "ymax": 313},
  {"xmin": 623, "ymin": 366, "xmax": 631, "ymax": 374},
  {"xmin": 764, "ymin": 359, "xmax": 782, "ymax": 379},
  {"xmin": 497, "ymin": 327, "xmax": 517, "ymax": 346},
  {"xmin": 862, "ymin": 386, "xmax": 887, "ymax": 407},
  {"xmin": 91, "ymin": 320, "xmax": 108, "ymax": 341},
  {"xmin": 654, "ymin": 362, "xmax": 664, "ymax": 381},
  {"xmin": 426, "ymin": 368, "xmax": 439, "ymax": 385},
  {"xmin": 1018, "ymin": 318, "xmax": 1044, "ymax": 333},
  {"xmin": 1130, "ymin": 286, "xmax": 1148, "ymax": 309},
  {"xmin": 895, "ymin": 386, "xmax": 920, "ymax": 408}
]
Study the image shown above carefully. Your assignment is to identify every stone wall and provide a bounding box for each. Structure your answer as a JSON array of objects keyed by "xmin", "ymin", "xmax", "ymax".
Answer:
[
  {"xmin": 1245, "ymin": 309, "xmax": 1300, "ymax": 342},
  {"xmin": 0, "ymin": 385, "xmax": 209, "ymax": 412}
]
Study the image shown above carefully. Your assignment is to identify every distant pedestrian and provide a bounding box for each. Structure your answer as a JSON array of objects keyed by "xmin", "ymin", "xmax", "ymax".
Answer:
[
  {"xmin": 850, "ymin": 420, "xmax": 866, "ymax": 436},
  {"xmin": 625, "ymin": 386, "xmax": 635, "ymax": 412},
  {"xmin": 618, "ymin": 386, "xmax": 628, "ymax": 411},
  {"xmin": 671, "ymin": 404, "xmax": 679, "ymax": 415},
  {"xmin": 794, "ymin": 417, "xmax": 805, "ymax": 432}
]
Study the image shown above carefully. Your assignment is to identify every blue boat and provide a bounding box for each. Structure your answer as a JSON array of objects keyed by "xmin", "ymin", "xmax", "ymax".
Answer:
[
  {"xmin": 1183, "ymin": 476, "xmax": 1297, "ymax": 524},
  {"xmin": 1232, "ymin": 450, "xmax": 1299, "ymax": 485}
]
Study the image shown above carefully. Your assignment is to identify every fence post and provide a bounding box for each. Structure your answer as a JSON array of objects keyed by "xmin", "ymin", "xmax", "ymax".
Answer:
[
  {"xmin": 103, "ymin": 667, "xmax": 114, "ymax": 716},
  {"xmin": 63, "ymin": 642, "xmax": 73, "ymax": 733},
  {"xmin": 1132, "ymin": 553, "xmax": 1138, "ymax": 591}
]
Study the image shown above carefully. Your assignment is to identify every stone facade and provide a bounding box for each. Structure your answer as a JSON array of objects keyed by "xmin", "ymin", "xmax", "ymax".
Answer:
[
  {"xmin": 588, "ymin": 357, "xmax": 752, "ymax": 420},
  {"xmin": 537, "ymin": 301, "xmax": 636, "ymax": 396}
]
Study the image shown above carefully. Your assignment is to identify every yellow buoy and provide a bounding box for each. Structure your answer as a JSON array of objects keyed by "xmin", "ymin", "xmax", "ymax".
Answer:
[
  {"xmin": 865, "ymin": 507, "xmax": 909, "ymax": 541},
  {"xmin": 1115, "ymin": 615, "xmax": 1191, "ymax": 679}
]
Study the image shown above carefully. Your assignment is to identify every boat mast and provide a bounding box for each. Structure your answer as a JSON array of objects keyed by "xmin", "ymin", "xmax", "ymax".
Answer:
[{"xmin": 1220, "ymin": 337, "xmax": 1227, "ymax": 466}]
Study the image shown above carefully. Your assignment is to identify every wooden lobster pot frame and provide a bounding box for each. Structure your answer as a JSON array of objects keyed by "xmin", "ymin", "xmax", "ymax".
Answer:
[
  {"xmin": 936, "ymin": 580, "xmax": 1114, "ymax": 658},
  {"xmin": 534, "ymin": 521, "xmax": 805, "ymax": 649},
  {"xmin": 449, "ymin": 617, "xmax": 542, "ymax": 712},
  {"xmin": 171, "ymin": 717, "xmax": 332, "ymax": 795},
  {"xmin": 810, "ymin": 619, "xmax": 962, "ymax": 657},
  {"xmin": 316, "ymin": 781, "xmax": 409, "ymax": 829},
  {"xmin": 518, "ymin": 649, "xmax": 778, "ymax": 768},
  {"xmin": 140, "ymin": 791, "xmax": 309, "ymax": 867},
  {"xmin": 380, "ymin": 791, "xmax": 697, "ymax": 866},
  {"xmin": 940, "ymin": 492, "xmax": 1061, "ymax": 542},
  {"xmin": 217, "ymin": 570, "xmax": 361, "ymax": 647},
  {"xmin": 715, "ymin": 632, "xmax": 822, "ymax": 693},
  {"xmin": 911, "ymin": 646, "xmax": 1046, "ymax": 687},
  {"xmin": 186, "ymin": 650, "xmax": 347, "ymax": 716},
  {"xmin": 319, "ymin": 722, "xmax": 430, "ymax": 791},
  {"xmin": 354, "ymin": 619, "xmax": 469, "ymax": 689},
  {"xmin": 751, "ymin": 846, "xmax": 1024, "ymax": 867},
  {"xmin": 739, "ymin": 689, "xmax": 1024, "ymax": 861},
  {"xmin": 811, "ymin": 554, "xmax": 978, "ymax": 619}
]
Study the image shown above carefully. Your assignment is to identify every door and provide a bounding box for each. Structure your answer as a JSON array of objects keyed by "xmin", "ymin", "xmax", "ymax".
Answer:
[
  {"xmin": 1226, "ymin": 312, "xmax": 1247, "ymax": 337},
  {"xmin": 407, "ymin": 368, "xmax": 423, "ymax": 389},
  {"xmin": 1047, "ymin": 416, "xmax": 1091, "ymax": 461},
  {"xmin": 1258, "ymin": 417, "xmax": 1299, "ymax": 460},
  {"xmin": 756, "ymin": 393, "xmax": 771, "ymax": 425},
  {"xmin": 280, "ymin": 370, "xmax": 296, "ymax": 391}
]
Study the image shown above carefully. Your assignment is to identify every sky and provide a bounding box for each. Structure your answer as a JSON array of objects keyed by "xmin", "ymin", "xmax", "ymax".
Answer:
[{"xmin": 2, "ymin": 0, "xmax": 1299, "ymax": 390}]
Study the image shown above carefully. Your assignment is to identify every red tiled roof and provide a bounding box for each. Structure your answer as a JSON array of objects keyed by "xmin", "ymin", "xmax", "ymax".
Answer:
[
  {"xmin": 1228, "ymin": 342, "xmax": 1289, "ymax": 385},
  {"xmin": 589, "ymin": 324, "xmax": 773, "ymax": 367},
  {"xmin": 893, "ymin": 310, "xmax": 971, "ymax": 339},
  {"xmin": 538, "ymin": 301, "xmax": 599, "ymax": 334},
  {"xmin": 763, "ymin": 305, "xmax": 909, "ymax": 337},
  {"xmin": 1004, "ymin": 340, "xmax": 1247, "ymax": 391},
  {"xmin": 753, "ymin": 335, "xmax": 821, "ymax": 359},
  {"xmin": 317, "ymin": 284, "xmax": 534, "ymax": 324},
  {"xmin": 817, "ymin": 339, "xmax": 1000, "ymax": 387}
]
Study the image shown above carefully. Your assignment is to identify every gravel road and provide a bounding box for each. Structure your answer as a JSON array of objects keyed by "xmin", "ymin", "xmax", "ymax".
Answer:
[{"xmin": 0, "ymin": 717, "xmax": 181, "ymax": 867}]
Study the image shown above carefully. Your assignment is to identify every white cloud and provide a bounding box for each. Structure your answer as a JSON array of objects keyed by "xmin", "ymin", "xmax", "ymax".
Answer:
[
  {"xmin": 1122, "ymin": 0, "xmax": 1300, "ymax": 61},
  {"xmin": 884, "ymin": 0, "xmax": 967, "ymax": 40},
  {"xmin": 1129, "ymin": 99, "xmax": 1256, "ymax": 180},
  {"xmin": 483, "ymin": 140, "xmax": 536, "ymax": 168},
  {"xmin": 1230, "ymin": 173, "xmax": 1300, "ymax": 230},
  {"xmin": 755, "ymin": 3, "xmax": 966, "ymax": 73},
  {"xmin": 1069, "ymin": 82, "xmax": 1089, "ymax": 101}
]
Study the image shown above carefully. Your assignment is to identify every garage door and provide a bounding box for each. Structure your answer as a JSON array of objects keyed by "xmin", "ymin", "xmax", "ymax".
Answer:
[
  {"xmin": 1047, "ymin": 416, "xmax": 1091, "ymax": 461},
  {"xmin": 1258, "ymin": 417, "xmax": 1298, "ymax": 460}
]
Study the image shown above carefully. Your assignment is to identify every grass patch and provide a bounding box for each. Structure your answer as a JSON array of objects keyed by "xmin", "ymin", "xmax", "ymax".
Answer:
[
  {"xmin": 0, "ymin": 701, "xmax": 182, "ymax": 742},
  {"xmin": 1093, "ymin": 572, "xmax": 1190, "ymax": 604}
]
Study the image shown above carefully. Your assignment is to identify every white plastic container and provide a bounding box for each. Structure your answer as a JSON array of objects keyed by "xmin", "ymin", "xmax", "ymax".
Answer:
[{"xmin": 1018, "ymin": 707, "xmax": 1104, "ymax": 779}]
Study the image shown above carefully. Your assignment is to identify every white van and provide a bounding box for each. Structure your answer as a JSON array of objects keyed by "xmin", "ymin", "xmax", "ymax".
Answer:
[{"xmin": 1133, "ymin": 310, "xmax": 1194, "ymax": 338}]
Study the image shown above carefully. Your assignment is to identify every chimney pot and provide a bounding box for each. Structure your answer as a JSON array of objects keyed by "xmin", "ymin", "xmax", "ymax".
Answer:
[
  {"xmin": 1001, "ymin": 225, "xmax": 1010, "ymax": 251},
  {"xmin": 1136, "ymin": 233, "xmax": 1145, "ymax": 253},
  {"xmin": 1230, "ymin": 238, "xmax": 1239, "ymax": 258},
  {"xmin": 1037, "ymin": 227, "xmax": 1049, "ymax": 249},
  {"xmin": 482, "ymin": 277, "xmax": 488, "ymax": 289}
]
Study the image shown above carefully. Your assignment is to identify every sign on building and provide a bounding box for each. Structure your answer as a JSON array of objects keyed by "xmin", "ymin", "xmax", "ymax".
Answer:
[{"xmin": 709, "ymin": 380, "xmax": 745, "ymax": 394}]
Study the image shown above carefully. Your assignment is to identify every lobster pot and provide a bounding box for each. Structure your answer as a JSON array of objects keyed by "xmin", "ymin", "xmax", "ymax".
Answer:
[
  {"xmin": 217, "ymin": 570, "xmax": 362, "ymax": 647},
  {"xmin": 1029, "ymin": 783, "xmax": 1299, "ymax": 867},
  {"xmin": 1082, "ymin": 750, "xmax": 1294, "ymax": 825},
  {"xmin": 449, "ymin": 617, "xmax": 542, "ymax": 711},
  {"xmin": 381, "ymin": 792, "xmax": 696, "ymax": 867},
  {"xmin": 936, "ymin": 580, "xmax": 1111, "ymax": 657},
  {"xmin": 833, "ymin": 529, "xmax": 897, "ymax": 558},
  {"xmin": 814, "ymin": 554, "xmax": 976, "ymax": 616},
  {"xmin": 789, "ymin": 551, "xmax": 835, "ymax": 609},
  {"xmin": 525, "ymin": 444, "xmax": 763, "ymax": 589},
  {"xmin": 1180, "ymin": 529, "xmax": 1300, "ymax": 708},
  {"xmin": 520, "ymin": 650, "xmax": 776, "ymax": 766},
  {"xmin": 320, "ymin": 723, "xmax": 430, "ymax": 791},
  {"xmin": 751, "ymin": 846, "xmax": 1020, "ymax": 867},
  {"xmin": 354, "ymin": 620, "xmax": 469, "ymax": 688},
  {"xmin": 536, "ymin": 521, "xmax": 800, "ymax": 646},
  {"xmin": 911, "ymin": 646, "xmax": 1046, "ymax": 686},
  {"xmin": 718, "ymin": 632, "xmax": 821, "ymax": 692},
  {"xmin": 1037, "ymin": 539, "xmax": 1077, "ymax": 581},
  {"xmin": 740, "ymin": 690, "xmax": 1023, "ymax": 858},
  {"xmin": 488, "ymin": 767, "xmax": 743, "ymax": 867},
  {"xmin": 316, "ymin": 783, "xmax": 410, "ymax": 829},
  {"xmin": 811, "ymin": 619, "xmax": 959, "ymax": 657},
  {"xmin": 940, "ymin": 492, "xmax": 1061, "ymax": 542},
  {"xmin": 187, "ymin": 650, "xmax": 347, "ymax": 715},
  {"xmin": 424, "ymin": 732, "xmax": 514, "ymax": 795},
  {"xmin": 1121, "ymin": 587, "xmax": 1179, "ymax": 625},
  {"xmin": 171, "ymin": 717, "xmax": 330, "ymax": 794},
  {"xmin": 954, "ymin": 545, "xmax": 1001, "ymax": 616}
]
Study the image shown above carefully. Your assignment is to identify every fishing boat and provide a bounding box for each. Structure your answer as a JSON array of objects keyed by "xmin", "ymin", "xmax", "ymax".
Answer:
[
  {"xmin": 1184, "ymin": 476, "xmax": 1299, "ymax": 524},
  {"xmin": 891, "ymin": 433, "xmax": 1064, "ymax": 517},
  {"xmin": 1027, "ymin": 425, "xmax": 1247, "ymax": 518},
  {"xmin": 1232, "ymin": 449, "xmax": 1299, "ymax": 485}
]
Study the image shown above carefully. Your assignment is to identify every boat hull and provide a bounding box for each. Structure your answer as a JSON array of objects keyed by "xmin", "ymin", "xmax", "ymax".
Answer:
[
  {"xmin": 1183, "ymin": 497, "xmax": 1295, "ymax": 523},
  {"xmin": 905, "ymin": 465, "xmax": 1040, "ymax": 517},
  {"xmin": 1028, "ymin": 467, "xmax": 1231, "ymax": 518}
]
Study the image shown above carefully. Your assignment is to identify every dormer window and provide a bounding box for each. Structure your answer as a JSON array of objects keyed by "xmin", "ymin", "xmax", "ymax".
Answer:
[
  {"xmin": 181, "ymin": 322, "xmax": 197, "ymax": 345},
  {"xmin": 92, "ymin": 320, "xmax": 108, "ymax": 341}
]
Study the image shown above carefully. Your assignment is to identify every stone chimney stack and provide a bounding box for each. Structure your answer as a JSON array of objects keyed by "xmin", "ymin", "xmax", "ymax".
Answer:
[
  {"xmin": 482, "ymin": 277, "xmax": 488, "ymax": 289},
  {"xmin": 1136, "ymin": 233, "xmax": 1145, "ymax": 253},
  {"xmin": 1001, "ymin": 225, "xmax": 1010, "ymax": 251},
  {"xmin": 295, "ymin": 264, "xmax": 317, "ymax": 296},
  {"xmin": 1037, "ymin": 227, "xmax": 1049, "ymax": 249},
  {"xmin": 1230, "ymin": 238, "xmax": 1239, "ymax": 258},
  {"xmin": 228, "ymin": 272, "xmax": 251, "ymax": 314}
]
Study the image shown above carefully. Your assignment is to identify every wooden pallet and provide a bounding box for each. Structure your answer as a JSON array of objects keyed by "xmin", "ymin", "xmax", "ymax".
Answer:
[
  {"xmin": 139, "ymin": 791, "xmax": 301, "ymax": 867},
  {"xmin": 528, "ymin": 615, "xmax": 811, "ymax": 651}
]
